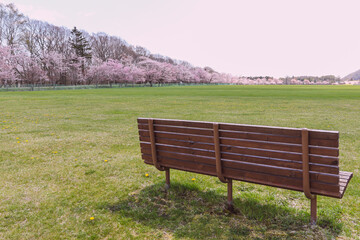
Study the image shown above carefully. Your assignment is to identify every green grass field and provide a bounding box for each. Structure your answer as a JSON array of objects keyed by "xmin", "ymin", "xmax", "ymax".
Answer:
[{"xmin": 0, "ymin": 85, "xmax": 359, "ymax": 239}]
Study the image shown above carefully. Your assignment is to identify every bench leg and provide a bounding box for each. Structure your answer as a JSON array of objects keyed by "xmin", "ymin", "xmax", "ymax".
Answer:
[
  {"xmin": 311, "ymin": 196, "xmax": 317, "ymax": 225},
  {"xmin": 227, "ymin": 179, "xmax": 233, "ymax": 211},
  {"xmin": 165, "ymin": 168, "xmax": 170, "ymax": 190}
]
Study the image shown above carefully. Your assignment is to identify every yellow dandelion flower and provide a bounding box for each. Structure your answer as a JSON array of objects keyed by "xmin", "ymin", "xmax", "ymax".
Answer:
[
  {"xmin": 145, "ymin": 173, "xmax": 149, "ymax": 177},
  {"xmin": 89, "ymin": 217, "xmax": 94, "ymax": 220},
  {"xmin": 53, "ymin": 151, "xmax": 57, "ymax": 154},
  {"xmin": 16, "ymin": 137, "xmax": 19, "ymax": 140},
  {"xmin": 104, "ymin": 159, "xmax": 108, "ymax": 162},
  {"xmin": 25, "ymin": 140, "xmax": 28, "ymax": 142},
  {"xmin": 192, "ymin": 178, "xmax": 196, "ymax": 181},
  {"xmin": 31, "ymin": 157, "xmax": 34, "ymax": 159},
  {"xmin": 17, "ymin": 141, "xmax": 20, "ymax": 143},
  {"xmin": 75, "ymin": 159, "xmax": 78, "ymax": 161}
]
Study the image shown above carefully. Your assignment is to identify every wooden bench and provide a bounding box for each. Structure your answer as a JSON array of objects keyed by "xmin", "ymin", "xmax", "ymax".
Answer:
[{"xmin": 137, "ymin": 118, "xmax": 353, "ymax": 224}]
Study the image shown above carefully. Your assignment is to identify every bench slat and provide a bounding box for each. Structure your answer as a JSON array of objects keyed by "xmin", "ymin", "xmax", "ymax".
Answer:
[
  {"xmin": 138, "ymin": 118, "xmax": 302, "ymax": 136},
  {"xmin": 140, "ymin": 142, "xmax": 339, "ymax": 174},
  {"xmin": 138, "ymin": 118, "xmax": 214, "ymax": 129},
  {"xmin": 138, "ymin": 123, "xmax": 338, "ymax": 148},
  {"xmin": 140, "ymin": 145, "xmax": 339, "ymax": 184},
  {"xmin": 139, "ymin": 130, "xmax": 338, "ymax": 157},
  {"xmin": 139, "ymin": 135, "xmax": 339, "ymax": 166},
  {"xmin": 137, "ymin": 118, "xmax": 339, "ymax": 141}
]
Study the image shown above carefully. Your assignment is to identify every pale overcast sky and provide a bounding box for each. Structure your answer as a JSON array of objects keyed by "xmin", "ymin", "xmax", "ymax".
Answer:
[{"xmin": 2, "ymin": 0, "xmax": 360, "ymax": 77}]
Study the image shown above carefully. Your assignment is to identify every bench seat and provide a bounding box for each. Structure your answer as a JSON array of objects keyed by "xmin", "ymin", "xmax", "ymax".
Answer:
[{"xmin": 339, "ymin": 171, "xmax": 353, "ymax": 198}]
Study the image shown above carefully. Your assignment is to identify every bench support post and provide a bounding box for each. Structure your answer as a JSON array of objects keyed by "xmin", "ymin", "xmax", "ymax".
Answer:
[
  {"xmin": 311, "ymin": 196, "xmax": 317, "ymax": 225},
  {"xmin": 165, "ymin": 168, "xmax": 170, "ymax": 190},
  {"xmin": 227, "ymin": 179, "xmax": 233, "ymax": 211},
  {"xmin": 213, "ymin": 123, "xmax": 229, "ymax": 183},
  {"xmin": 302, "ymin": 128, "xmax": 317, "ymax": 224},
  {"xmin": 213, "ymin": 123, "xmax": 233, "ymax": 210},
  {"xmin": 148, "ymin": 118, "xmax": 166, "ymax": 171}
]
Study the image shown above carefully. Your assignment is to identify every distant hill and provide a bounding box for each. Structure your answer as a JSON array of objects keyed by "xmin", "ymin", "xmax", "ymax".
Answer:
[{"xmin": 342, "ymin": 69, "xmax": 360, "ymax": 81}]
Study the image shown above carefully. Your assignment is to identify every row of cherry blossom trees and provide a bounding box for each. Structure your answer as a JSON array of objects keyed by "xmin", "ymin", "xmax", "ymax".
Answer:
[
  {"xmin": 0, "ymin": 3, "xmax": 232, "ymax": 87},
  {"xmin": 0, "ymin": 3, "xmax": 338, "ymax": 88},
  {"xmin": 0, "ymin": 44, "xmax": 235, "ymax": 87}
]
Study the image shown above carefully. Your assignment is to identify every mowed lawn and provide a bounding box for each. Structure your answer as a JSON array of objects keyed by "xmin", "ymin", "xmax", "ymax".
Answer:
[{"xmin": 0, "ymin": 85, "xmax": 359, "ymax": 239}]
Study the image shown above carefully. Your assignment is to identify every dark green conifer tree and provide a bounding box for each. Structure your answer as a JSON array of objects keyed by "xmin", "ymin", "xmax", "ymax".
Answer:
[
  {"xmin": 69, "ymin": 27, "xmax": 92, "ymax": 59},
  {"xmin": 69, "ymin": 27, "xmax": 92, "ymax": 77}
]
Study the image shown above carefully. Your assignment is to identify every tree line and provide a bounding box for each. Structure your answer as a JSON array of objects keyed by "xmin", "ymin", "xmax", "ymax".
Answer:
[{"xmin": 0, "ymin": 3, "xmax": 340, "ymax": 87}]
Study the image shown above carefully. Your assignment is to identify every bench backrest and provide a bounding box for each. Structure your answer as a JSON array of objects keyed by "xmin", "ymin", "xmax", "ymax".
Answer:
[{"xmin": 138, "ymin": 118, "xmax": 342, "ymax": 198}]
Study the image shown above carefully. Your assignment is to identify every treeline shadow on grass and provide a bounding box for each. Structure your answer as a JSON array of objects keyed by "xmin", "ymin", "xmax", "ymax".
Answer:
[{"xmin": 102, "ymin": 183, "xmax": 342, "ymax": 239}]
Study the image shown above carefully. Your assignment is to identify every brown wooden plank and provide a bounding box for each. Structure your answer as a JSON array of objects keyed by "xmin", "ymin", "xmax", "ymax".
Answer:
[
  {"xmin": 309, "ymin": 131, "xmax": 339, "ymax": 141},
  {"xmin": 142, "ymin": 154, "xmax": 340, "ymax": 198},
  {"xmin": 138, "ymin": 118, "xmax": 339, "ymax": 141},
  {"xmin": 309, "ymin": 155, "xmax": 339, "ymax": 166},
  {"xmin": 140, "ymin": 146, "xmax": 339, "ymax": 184},
  {"xmin": 139, "ymin": 135, "xmax": 339, "ymax": 166},
  {"xmin": 221, "ymin": 130, "xmax": 300, "ymax": 144},
  {"xmin": 139, "ymin": 123, "xmax": 301, "ymax": 143},
  {"xmin": 141, "ymin": 147, "xmax": 339, "ymax": 184},
  {"xmin": 138, "ymin": 124, "xmax": 214, "ymax": 136},
  {"xmin": 140, "ymin": 136, "xmax": 339, "ymax": 166},
  {"xmin": 139, "ymin": 130, "xmax": 338, "ymax": 157},
  {"xmin": 309, "ymin": 146, "xmax": 338, "ymax": 157},
  {"xmin": 220, "ymin": 123, "xmax": 300, "ymax": 137},
  {"xmin": 139, "ymin": 123, "xmax": 338, "ymax": 148},
  {"xmin": 138, "ymin": 118, "xmax": 302, "ymax": 136},
  {"xmin": 222, "ymin": 123, "xmax": 338, "ymax": 141},
  {"xmin": 220, "ymin": 144, "xmax": 338, "ymax": 166},
  {"xmin": 221, "ymin": 137, "xmax": 302, "ymax": 153},
  {"xmin": 138, "ymin": 118, "xmax": 338, "ymax": 139},
  {"xmin": 219, "ymin": 153, "xmax": 337, "ymax": 174},
  {"xmin": 138, "ymin": 129, "xmax": 338, "ymax": 157},
  {"xmin": 138, "ymin": 118, "xmax": 213, "ymax": 129},
  {"xmin": 140, "ymin": 142, "xmax": 339, "ymax": 174},
  {"xmin": 140, "ymin": 142, "xmax": 214, "ymax": 157},
  {"xmin": 139, "ymin": 129, "xmax": 213, "ymax": 143},
  {"xmin": 140, "ymin": 134, "xmax": 214, "ymax": 149},
  {"xmin": 309, "ymin": 138, "xmax": 338, "ymax": 148}
]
